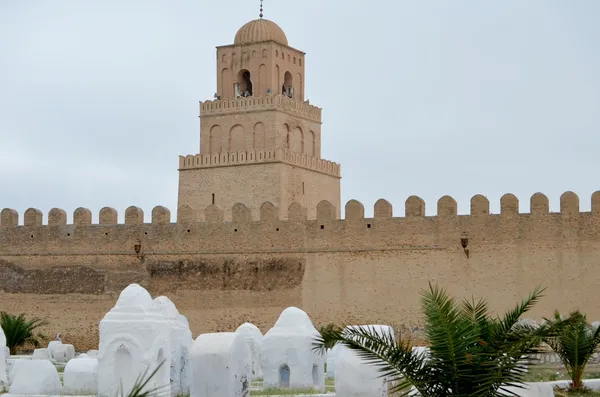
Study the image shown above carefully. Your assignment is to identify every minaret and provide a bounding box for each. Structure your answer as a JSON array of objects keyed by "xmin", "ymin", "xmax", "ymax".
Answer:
[{"xmin": 177, "ymin": 10, "xmax": 341, "ymax": 221}]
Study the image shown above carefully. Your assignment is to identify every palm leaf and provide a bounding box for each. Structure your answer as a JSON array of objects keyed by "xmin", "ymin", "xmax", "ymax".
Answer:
[
  {"xmin": 0, "ymin": 312, "xmax": 48, "ymax": 354},
  {"xmin": 120, "ymin": 359, "xmax": 170, "ymax": 397},
  {"xmin": 315, "ymin": 324, "xmax": 421, "ymax": 396},
  {"xmin": 316, "ymin": 283, "xmax": 552, "ymax": 397},
  {"xmin": 542, "ymin": 310, "xmax": 600, "ymax": 390}
]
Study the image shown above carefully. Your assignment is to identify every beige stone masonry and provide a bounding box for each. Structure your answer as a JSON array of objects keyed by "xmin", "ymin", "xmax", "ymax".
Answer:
[
  {"xmin": 178, "ymin": 148, "xmax": 340, "ymax": 177},
  {"xmin": 200, "ymin": 95, "xmax": 321, "ymax": 123}
]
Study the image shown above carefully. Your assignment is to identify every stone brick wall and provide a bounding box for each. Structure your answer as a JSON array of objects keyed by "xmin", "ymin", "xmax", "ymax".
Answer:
[
  {"xmin": 1, "ymin": 191, "xmax": 600, "ymax": 350},
  {"xmin": 178, "ymin": 161, "xmax": 340, "ymax": 221}
]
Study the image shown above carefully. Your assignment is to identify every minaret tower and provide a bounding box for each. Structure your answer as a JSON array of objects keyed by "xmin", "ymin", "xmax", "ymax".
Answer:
[{"xmin": 178, "ymin": 7, "xmax": 341, "ymax": 221}]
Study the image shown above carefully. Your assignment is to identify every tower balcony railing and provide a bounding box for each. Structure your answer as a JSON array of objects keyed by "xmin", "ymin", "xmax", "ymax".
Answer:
[
  {"xmin": 199, "ymin": 94, "xmax": 322, "ymax": 122},
  {"xmin": 178, "ymin": 148, "xmax": 340, "ymax": 177}
]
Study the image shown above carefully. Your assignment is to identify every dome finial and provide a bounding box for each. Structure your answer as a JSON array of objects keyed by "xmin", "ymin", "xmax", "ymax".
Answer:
[{"xmin": 259, "ymin": 0, "xmax": 264, "ymax": 18}]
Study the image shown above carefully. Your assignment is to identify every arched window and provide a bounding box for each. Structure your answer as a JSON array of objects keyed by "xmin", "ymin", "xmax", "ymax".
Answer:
[
  {"xmin": 279, "ymin": 364, "xmax": 290, "ymax": 388},
  {"xmin": 235, "ymin": 69, "xmax": 253, "ymax": 97},
  {"xmin": 283, "ymin": 71, "xmax": 293, "ymax": 98}
]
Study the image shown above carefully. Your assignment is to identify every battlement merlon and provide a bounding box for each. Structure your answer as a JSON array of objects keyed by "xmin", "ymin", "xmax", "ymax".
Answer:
[
  {"xmin": 178, "ymin": 149, "xmax": 341, "ymax": 178},
  {"xmin": 200, "ymin": 95, "xmax": 322, "ymax": 124},
  {"xmin": 2, "ymin": 191, "xmax": 600, "ymax": 229}
]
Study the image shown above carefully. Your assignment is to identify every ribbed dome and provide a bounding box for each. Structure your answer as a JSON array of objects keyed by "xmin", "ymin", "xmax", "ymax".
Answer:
[{"xmin": 234, "ymin": 18, "xmax": 288, "ymax": 46}]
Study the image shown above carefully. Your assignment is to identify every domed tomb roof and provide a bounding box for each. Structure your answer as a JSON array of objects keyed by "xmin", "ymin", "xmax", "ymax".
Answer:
[
  {"xmin": 153, "ymin": 296, "xmax": 180, "ymax": 319},
  {"xmin": 114, "ymin": 284, "xmax": 153, "ymax": 310},
  {"xmin": 236, "ymin": 322, "xmax": 263, "ymax": 338},
  {"xmin": 268, "ymin": 307, "xmax": 318, "ymax": 335},
  {"xmin": 234, "ymin": 18, "xmax": 288, "ymax": 46}
]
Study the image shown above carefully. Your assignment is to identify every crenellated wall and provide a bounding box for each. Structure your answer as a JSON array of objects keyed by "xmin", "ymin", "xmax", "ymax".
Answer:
[
  {"xmin": 200, "ymin": 95, "xmax": 321, "ymax": 122},
  {"xmin": 2, "ymin": 190, "xmax": 600, "ymax": 350}
]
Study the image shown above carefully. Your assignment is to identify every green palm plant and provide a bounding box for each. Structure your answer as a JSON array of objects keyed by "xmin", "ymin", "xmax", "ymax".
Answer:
[
  {"xmin": 542, "ymin": 310, "xmax": 600, "ymax": 392},
  {"xmin": 0, "ymin": 312, "xmax": 47, "ymax": 355},
  {"xmin": 314, "ymin": 283, "xmax": 562, "ymax": 397}
]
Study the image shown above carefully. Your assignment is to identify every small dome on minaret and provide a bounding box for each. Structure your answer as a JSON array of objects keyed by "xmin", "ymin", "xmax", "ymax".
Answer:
[{"xmin": 234, "ymin": 18, "xmax": 288, "ymax": 46}]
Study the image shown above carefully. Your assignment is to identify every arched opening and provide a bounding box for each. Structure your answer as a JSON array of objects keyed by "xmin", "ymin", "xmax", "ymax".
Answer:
[
  {"xmin": 229, "ymin": 124, "xmax": 245, "ymax": 151},
  {"xmin": 279, "ymin": 364, "xmax": 290, "ymax": 388},
  {"xmin": 209, "ymin": 125, "xmax": 222, "ymax": 153},
  {"xmin": 282, "ymin": 71, "xmax": 294, "ymax": 98},
  {"xmin": 290, "ymin": 126, "xmax": 303, "ymax": 153},
  {"xmin": 312, "ymin": 364, "xmax": 319, "ymax": 386},
  {"xmin": 115, "ymin": 344, "xmax": 133, "ymax": 391},
  {"xmin": 283, "ymin": 124, "xmax": 290, "ymax": 149},
  {"xmin": 235, "ymin": 69, "xmax": 253, "ymax": 97},
  {"xmin": 253, "ymin": 122, "xmax": 266, "ymax": 150}
]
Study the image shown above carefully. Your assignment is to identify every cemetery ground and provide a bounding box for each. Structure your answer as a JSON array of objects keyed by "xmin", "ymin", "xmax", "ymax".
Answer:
[{"xmin": 5, "ymin": 284, "xmax": 600, "ymax": 396}]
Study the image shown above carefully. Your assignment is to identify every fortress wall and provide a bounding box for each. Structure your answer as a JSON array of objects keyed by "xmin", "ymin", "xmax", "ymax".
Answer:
[{"xmin": 1, "ymin": 191, "xmax": 600, "ymax": 349}]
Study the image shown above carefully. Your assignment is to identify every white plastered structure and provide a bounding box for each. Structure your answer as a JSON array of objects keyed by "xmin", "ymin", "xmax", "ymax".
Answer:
[
  {"xmin": 325, "ymin": 344, "xmax": 341, "ymax": 379},
  {"xmin": 153, "ymin": 296, "xmax": 194, "ymax": 396},
  {"xmin": 189, "ymin": 332, "xmax": 251, "ymax": 397},
  {"xmin": 63, "ymin": 355, "xmax": 98, "ymax": 395},
  {"xmin": 97, "ymin": 284, "xmax": 172, "ymax": 397},
  {"xmin": 335, "ymin": 325, "xmax": 395, "ymax": 397},
  {"xmin": 9, "ymin": 360, "xmax": 62, "ymax": 395},
  {"xmin": 0, "ymin": 325, "xmax": 7, "ymax": 389},
  {"xmin": 178, "ymin": 314, "xmax": 194, "ymax": 394},
  {"xmin": 261, "ymin": 307, "xmax": 325, "ymax": 391},
  {"xmin": 48, "ymin": 341, "xmax": 75, "ymax": 364},
  {"xmin": 235, "ymin": 322, "xmax": 263, "ymax": 380},
  {"xmin": 32, "ymin": 348, "xmax": 50, "ymax": 360}
]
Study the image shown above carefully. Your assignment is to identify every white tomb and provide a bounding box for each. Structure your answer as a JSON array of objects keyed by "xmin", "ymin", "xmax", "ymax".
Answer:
[
  {"xmin": 46, "ymin": 340, "xmax": 75, "ymax": 364},
  {"xmin": 32, "ymin": 348, "xmax": 50, "ymax": 360},
  {"xmin": 325, "ymin": 344, "xmax": 341, "ymax": 379},
  {"xmin": 178, "ymin": 315, "xmax": 193, "ymax": 394},
  {"xmin": 9, "ymin": 360, "xmax": 62, "ymax": 395},
  {"xmin": 261, "ymin": 307, "xmax": 325, "ymax": 391},
  {"xmin": 0, "ymin": 325, "xmax": 7, "ymax": 389},
  {"xmin": 190, "ymin": 332, "xmax": 251, "ymax": 397},
  {"xmin": 97, "ymin": 284, "xmax": 172, "ymax": 397},
  {"xmin": 47, "ymin": 340, "xmax": 61, "ymax": 357},
  {"xmin": 63, "ymin": 355, "xmax": 98, "ymax": 395},
  {"xmin": 235, "ymin": 322, "xmax": 264, "ymax": 380},
  {"xmin": 86, "ymin": 349, "xmax": 99, "ymax": 358},
  {"xmin": 335, "ymin": 325, "xmax": 395, "ymax": 397},
  {"xmin": 153, "ymin": 296, "xmax": 194, "ymax": 396},
  {"xmin": 7, "ymin": 360, "xmax": 25, "ymax": 386},
  {"xmin": 50, "ymin": 342, "xmax": 75, "ymax": 363}
]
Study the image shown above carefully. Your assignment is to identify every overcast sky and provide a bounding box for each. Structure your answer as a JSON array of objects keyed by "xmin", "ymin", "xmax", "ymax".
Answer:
[{"xmin": 1, "ymin": 0, "xmax": 599, "ymax": 222}]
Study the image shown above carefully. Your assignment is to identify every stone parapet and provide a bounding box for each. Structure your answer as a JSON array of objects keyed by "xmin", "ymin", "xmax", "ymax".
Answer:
[
  {"xmin": 199, "ymin": 95, "xmax": 322, "ymax": 123},
  {"xmin": 178, "ymin": 148, "xmax": 341, "ymax": 177}
]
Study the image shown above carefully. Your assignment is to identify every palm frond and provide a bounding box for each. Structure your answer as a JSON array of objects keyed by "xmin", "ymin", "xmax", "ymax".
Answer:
[
  {"xmin": 317, "ymin": 283, "xmax": 550, "ymax": 397},
  {"xmin": 543, "ymin": 310, "xmax": 600, "ymax": 390},
  {"xmin": 315, "ymin": 324, "xmax": 423, "ymax": 396},
  {"xmin": 493, "ymin": 286, "xmax": 545, "ymax": 338},
  {"xmin": 120, "ymin": 360, "xmax": 170, "ymax": 397},
  {"xmin": 0, "ymin": 312, "xmax": 48, "ymax": 354},
  {"xmin": 421, "ymin": 283, "xmax": 482, "ymax": 395}
]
